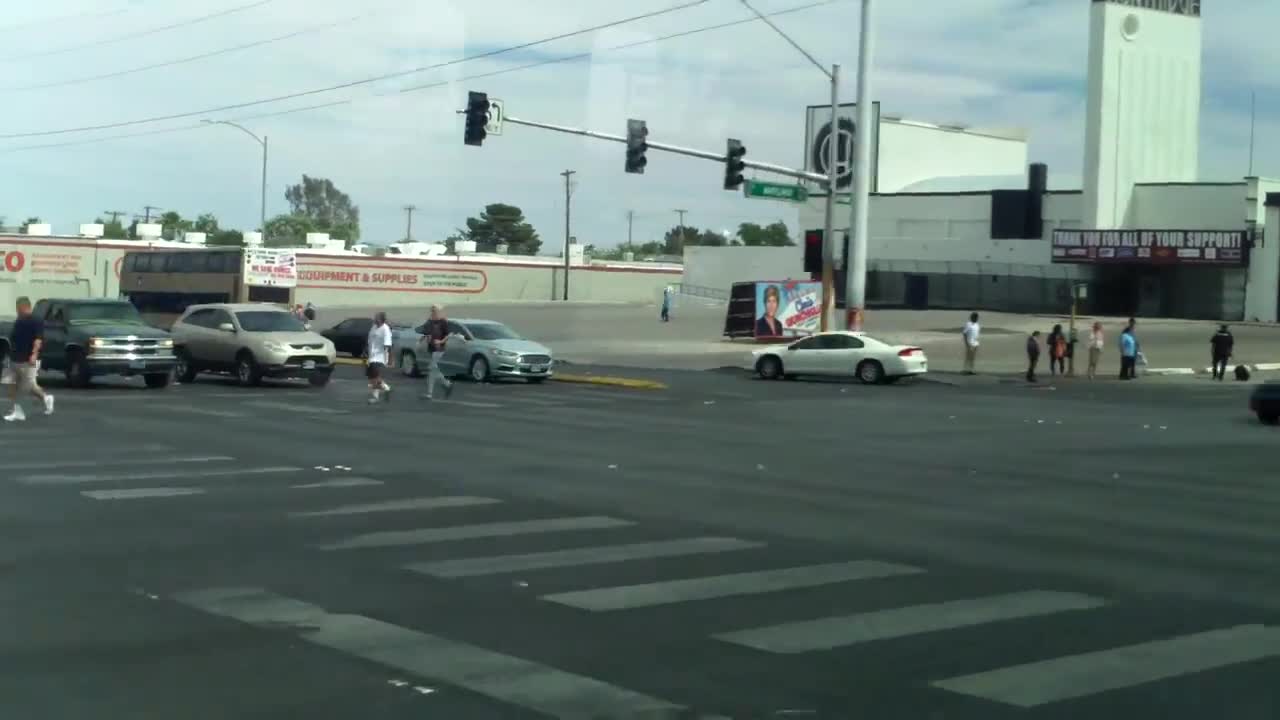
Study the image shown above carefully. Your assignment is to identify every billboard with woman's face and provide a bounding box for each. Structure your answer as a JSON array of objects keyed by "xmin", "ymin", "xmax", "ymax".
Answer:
[{"xmin": 755, "ymin": 280, "xmax": 822, "ymax": 338}]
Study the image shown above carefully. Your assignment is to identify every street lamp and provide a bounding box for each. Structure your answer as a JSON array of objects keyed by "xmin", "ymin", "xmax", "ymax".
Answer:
[
  {"xmin": 740, "ymin": 0, "xmax": 840, "ymax": 332},
  {"xmin": 202, "ymin": 119, "xmax": 268, "ymax": 242}
]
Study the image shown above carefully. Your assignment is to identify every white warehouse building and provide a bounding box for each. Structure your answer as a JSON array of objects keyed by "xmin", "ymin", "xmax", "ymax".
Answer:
[{"xmin": 685, "ymin": 0, "xmax": 1280, "ymax": 322}]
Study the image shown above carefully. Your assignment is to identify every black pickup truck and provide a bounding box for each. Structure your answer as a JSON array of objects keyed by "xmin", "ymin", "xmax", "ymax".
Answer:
[{"xmin": 0, "ymin": 298, "xmax": 178, "ymax": 388}]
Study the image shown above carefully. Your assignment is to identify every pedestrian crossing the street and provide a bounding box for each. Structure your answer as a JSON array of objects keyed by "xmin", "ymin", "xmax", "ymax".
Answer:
[{"xmin": 10, "ymin": 445, "xmax": 1280, "ymax": 717}]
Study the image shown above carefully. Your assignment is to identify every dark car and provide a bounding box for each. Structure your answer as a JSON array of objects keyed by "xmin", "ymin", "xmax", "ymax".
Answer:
[
  {"xmin": 1250, "ymin": 382, "xmax": 1280, "ymax": 425},
  {"xmin": 320, "ymin": 317, "xmax": 408, "ymax": 358}
]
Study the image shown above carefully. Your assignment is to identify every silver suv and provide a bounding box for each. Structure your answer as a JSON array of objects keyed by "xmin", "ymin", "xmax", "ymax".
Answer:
[{"xmin": 171, "ymin": 303, "xmax": 337, "ymax": 387}]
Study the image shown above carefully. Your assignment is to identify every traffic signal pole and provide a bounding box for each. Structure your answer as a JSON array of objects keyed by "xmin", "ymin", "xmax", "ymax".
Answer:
[
  {"xmin": 845, "ymin": 0, "xmax": 876, "ymax": 331},
  {"xmin": 500, "ymin": 115, "xmax": 827, "ymax": 184},
  {"xmin": 820, "ymin": 65, "xmax": 839, "ymax": 332}
]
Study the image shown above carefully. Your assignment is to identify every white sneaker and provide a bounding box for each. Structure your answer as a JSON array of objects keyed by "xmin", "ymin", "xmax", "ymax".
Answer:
[
  {"xmin": 4, "ymin": 406, "xmax": 25, "ymax": 422},
  {"xmin": 43, "ymin": 395, "xmax": 54, "ymax": 415}
]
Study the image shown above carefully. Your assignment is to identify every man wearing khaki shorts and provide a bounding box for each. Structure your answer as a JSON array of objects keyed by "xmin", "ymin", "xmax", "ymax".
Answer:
[{"xmin": 5, "ymin": 296, "xmax": 54, "ymax": 422}]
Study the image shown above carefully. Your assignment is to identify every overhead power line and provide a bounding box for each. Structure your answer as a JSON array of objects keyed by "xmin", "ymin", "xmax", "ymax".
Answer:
[
  {"xmin": 4, "ymin": 13, "xmax": 368, "ymax": 92},
  {"xmin": 0, "ymin": 0, "xmax": 839, "ymax": 152},
  {"xmin": 0, "ymin": 0, "xmax": 709, "ymax": 139},
  {"xmin": 0, "ymin": 0, "xmax": 276, "ymax": 63}
]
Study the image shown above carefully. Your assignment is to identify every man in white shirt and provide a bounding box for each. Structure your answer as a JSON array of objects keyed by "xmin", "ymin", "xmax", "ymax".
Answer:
[
  {"xmin": 365, "ymin": 311, "xmax": 394, "ymax": 404},
  {"xmin": 962, "ymin": 312, "xmax": 980, "ymax": 374}
]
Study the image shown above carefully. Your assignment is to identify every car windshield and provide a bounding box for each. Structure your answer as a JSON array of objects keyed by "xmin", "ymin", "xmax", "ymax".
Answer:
[
  {"xmin": 468, "ymin": 323, "xmax": 521, "ymax": 341},
  {"xmin": 236, "ymin": 311, "xmax": 306, "ymax": 333},
  {"xmin": 67, "ymin": 303, "xmax": 146, "ymax": 324}
]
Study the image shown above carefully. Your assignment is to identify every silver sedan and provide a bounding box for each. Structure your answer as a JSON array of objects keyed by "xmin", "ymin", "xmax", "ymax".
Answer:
[{"xmin": 391, "ymin": 318, "xmax": 555, "ymax": 383}]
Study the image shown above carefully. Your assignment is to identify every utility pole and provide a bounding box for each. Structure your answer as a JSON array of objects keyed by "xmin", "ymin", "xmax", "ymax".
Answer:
[
  {"xmin": 674, "ymin": 209, "xmax": 688, "ymax": 255},
  {"xmin": 403, "ymin": 204, "xmax": 417, "ymax": 241},
  {"xmin": 561, "ymin": 170, "xmax": 575, "ymax": 301},
  {"xmin": 626, "ymin": 210, "xmax": 634, "ymax": 253},
  {"xmin": 141, "ymin": 205, "xmax": 161, "ymax": 223},
  {"xmin": 741, "ymin": 0, "xmax": 839, "ymax": 332},
  {"xmin": 103, "ymin": 210, "xmax": 126, "ymax": 225},
  {"xmin": 845, "ymin": 0, "xmax": 875, "ymax": 331}
]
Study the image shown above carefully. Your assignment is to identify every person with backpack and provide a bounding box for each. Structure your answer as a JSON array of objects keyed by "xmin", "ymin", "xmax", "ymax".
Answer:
[{"xmin": 1026, "ymin": 330, "xmax": 1041, "ymax": 383}]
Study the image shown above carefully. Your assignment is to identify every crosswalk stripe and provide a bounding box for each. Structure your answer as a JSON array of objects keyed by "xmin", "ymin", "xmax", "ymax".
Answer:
[
  {"xmin": 18, "ymin": 465, "xmax": 302, "ymax": 486},
  {"xmin": 933, "ymin": 624, "xmax": 1280, "ymax": 708},
  {"xmin": 173, "ymin": 587, "xmax": 683, "ymax": 717},
  {"xmin": 290, "ymin": 496, "xmax": 500, "ymax": 518},
  {"xmin": 407, "ymin": 537, "xmax": 765, "ymax": 578},
  {"xmin": 317, "ymin": 516, "xmax": 634, "ymax": 551},
  {"xmin": 6, "ymin": 455, "xmax": 234, "ymax": 471},
  {"xmin": 714, "ymin": 590, "xmax": 1106, "ymax": 653},
  {"xmin": 82, "ymin": 487, "xmax": 207, "ymax": 500},
  {"xmin": 542, "ymin": 560, "xmax": 924, "ymax": 612},
  {"xmin": 247, "ymin": 400, "xmax": 348, "ymax": 415},
  {"xmin": 155, "ymin": 406, "xmax": 247, "ymax": 418},
  {"xmin": 290, "ymin": 478, "xmax": 384, "ymax": 489}
]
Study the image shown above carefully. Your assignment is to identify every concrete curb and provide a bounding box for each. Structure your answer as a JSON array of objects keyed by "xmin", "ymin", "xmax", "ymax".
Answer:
[
  {"xmin": 549, "ymin": 373, "xmax": 668, "ymax": 390},
  {"xmin": 1144, "ymin": 362, "xmax": 1280, "ymax": 376}
]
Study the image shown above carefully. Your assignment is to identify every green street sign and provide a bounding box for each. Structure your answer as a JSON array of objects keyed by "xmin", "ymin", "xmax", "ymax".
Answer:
[{"xmin": 743, "ymin": 180, "xmax": 809, "ymax": 203}]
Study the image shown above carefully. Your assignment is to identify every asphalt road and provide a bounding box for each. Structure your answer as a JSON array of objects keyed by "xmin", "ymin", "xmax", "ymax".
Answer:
[{"xmin": 3, "ymin": 365, "xmax": 1278, "ymax": 719}]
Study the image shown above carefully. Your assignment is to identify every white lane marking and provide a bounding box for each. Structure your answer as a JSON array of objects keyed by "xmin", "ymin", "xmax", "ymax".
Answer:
[
  {"xmin": 318, "ymin": 516, "xmax": 633, "ymax": 551},
  {"xmin": 542, "ymin": 560, "xmax": 923, "ymax": 612},
  {"xmin": 246, "ymin": 400, "xmax": 348, "ymax": 415},
  {"xmin": 407, "ymin": 537, "xmax": 765, "ymax": 578},
  {"xmin": 82, "ymin": 487, "xmax": 207, "ymax": 500},
  {"xmin": 19, "ymin": 466, "xmax": 302, "ymax": 486},
  {"xmin": 933, "ymin": 624, "xmax": 1280, "ymax": 708},
  {"xmin": 155, "ymin": 406, "xmax": 247, "ymax": 418},
  {"xmin": 714, "ymin": 591, "xmax": 1105, "ymax": 653},
  {"xmin": 290, "ymin": 478, "xmax": 384, "ymax": 489},
  {"xmin": 290, "ymin": 496, "xmax": 500, "ymax": 518},
  {"xmin": 173, "ymin": 587, "xmax": 683, "ymax": 717},
  {"xmin": 6, "ymin": 455, "xmax": 234, "ymax": 471}
]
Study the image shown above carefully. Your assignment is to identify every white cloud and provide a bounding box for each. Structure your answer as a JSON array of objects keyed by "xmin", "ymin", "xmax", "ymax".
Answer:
[{"xmin": 0, "ymin": 0, "xmax": 1275, "ymax": 248}]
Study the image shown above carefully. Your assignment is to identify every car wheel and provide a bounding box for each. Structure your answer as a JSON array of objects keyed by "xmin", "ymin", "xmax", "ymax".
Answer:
[
  {"xmin": 308, "ymin": 371, "xmax": 332, "ymax": 388},
  {"xmin": 470, "ymin": 355, "xmax": 491, "ymax": 383},
  {"xmin": 236, "ymin": 352, "xmax": 263, "ymax": 387},
  {"xmin": 66, "ymin": 351, "xmax": 92, "ymax": 388},
  {"xmin": 856, "ymin": 360, "xmax": 885, "ymax": 385},
  {"xmin": 144, "ymin": 372, "xmax": 172, "ymax": 389},
  {"xmin": 400, "ymin": 350, "xmax": 421, "ymax": 378},
  {"xmin": 1259, "ymin": 412, "xmax": 1279, "ymax": 426},
  {"xmin": 756, "ymin": 355, "xmax": 783, "ymax": 380},
  {"xmin": 175, "ymin": 349, "xmax": 198, "ymax": 384}
]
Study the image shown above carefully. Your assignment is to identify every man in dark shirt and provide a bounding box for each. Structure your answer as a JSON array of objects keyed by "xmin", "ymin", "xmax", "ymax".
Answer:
[
  {"xmin": 1210, "ymin": 325, "xmax": 1234, "ymax": 381},
  {"xmin": 419, "ymin": 304, "xmax": 455, "ymax": 401},
  {"xmin": 6, "ymin": 296, "xmax": 54, "ymax": 422},
  {"xmin": 1025, "ymin": 330, "xmax": 1041, "ymax": 383}
]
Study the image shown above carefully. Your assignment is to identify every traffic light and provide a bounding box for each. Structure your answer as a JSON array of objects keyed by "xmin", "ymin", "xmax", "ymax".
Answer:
[
  {"xmin": 723, "ymin": 138, "xmax": 746, "ymax": 190},
  {"xmin": 804, "ymin": 229, "xmax": 823, "ymax": 274},
  {"xmin": 625, "ymin": 119, "xmax": 648, "ymax": 174},
  {"xmin": 464, "ymin": 91, "xmax": 490, "ymax": 146}
]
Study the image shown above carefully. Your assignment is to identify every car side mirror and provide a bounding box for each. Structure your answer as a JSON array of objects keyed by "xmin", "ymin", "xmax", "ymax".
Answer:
[
  {"xmin": 787, "ymin": 345, "xmax": 796, "ymax": 351},
  {"xmin": 303, "ymin": 323, "xmax": 312, "ymax": 331},
  {"xmin": 217, "ymin": 323, "xmax": 235, "ymax": 332}
]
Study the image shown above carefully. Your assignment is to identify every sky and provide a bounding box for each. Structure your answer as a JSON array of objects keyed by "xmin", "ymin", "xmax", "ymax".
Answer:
[{"xmin": 0, "ymin": 0, "xmax": 1276, "ymax": 253}]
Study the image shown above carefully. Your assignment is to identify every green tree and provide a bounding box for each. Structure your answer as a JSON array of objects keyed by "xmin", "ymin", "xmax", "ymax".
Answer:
[
  {"xmin": 461, "ymin": 204, "xmax": 541, "ymax": 255},
  {"xmin": 192, "ymin": 213, "xmax": 220, "ymax": 234},
  {"xmin": 264, "ymin": 213, "xmax": 315, "ymax": 246},
  {"xmin": 738, "ymin": 221, "xmax": 794, "ymax": 247},
  {"xmin": 209, "ymin": 229, "xmax": 244, "ymax": 247},
  {"xmin": 158, "ymin": 210, "xmax": 193, "ymax": 241},
  {"xmin": 284, "ymin": 174, "xmax": 360, "ymax": 244},
  {"xmin": 93, "ymin": 217, "xmax": 129, "ymax": 239},
  {"xmin": 19, "ymin": 216, "xmax": 41, "ymax": 233},
  {"xmin": 584, "ymin": 244, "xmax": 626, "ymax": 261}
]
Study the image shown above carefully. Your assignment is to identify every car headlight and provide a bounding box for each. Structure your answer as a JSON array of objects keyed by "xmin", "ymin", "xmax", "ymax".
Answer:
[
  {"xmin": 494, "ymin": 349, "xmax": 518, "ymax": 359},
  {"xmin": 89, "ymin": 337, "xmax": 104, "ymax": 348},
  {"xmin": 262, "ymin": 340, "xmax": 288, "ymax": 354},
  {"xmin": 158, "ymin": 339, "xmax": 174, "ymax": 348}
]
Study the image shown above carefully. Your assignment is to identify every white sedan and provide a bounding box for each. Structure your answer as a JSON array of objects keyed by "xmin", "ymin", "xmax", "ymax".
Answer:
[{"xmin": 751, "ymin": 331, "xmax": 928, "ymax": 384}]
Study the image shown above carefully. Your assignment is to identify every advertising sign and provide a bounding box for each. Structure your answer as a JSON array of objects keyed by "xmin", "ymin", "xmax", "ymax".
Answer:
[
  {"xmin": 1051, "ymin": 229, "xmax": 1247, "ymax": 266},
  {"xmin": 803, "ymin": 102, "xmax": 881, "ymax": 192},
  {"xmin": 297, "ymin": 261, "xmax": 488, "ymax": 294},
  {"xmin": 754, "ymin": 280, "xmax": 822, "ymax": 339},
  {"xmin": 244, "ymin": 249, "xmax": 298, "ymax": 287}
]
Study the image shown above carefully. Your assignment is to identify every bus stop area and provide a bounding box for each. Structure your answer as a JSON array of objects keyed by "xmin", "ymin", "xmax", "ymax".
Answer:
[{"xmin": 305, "ymin": 300, "xmax": 1280, "ymax": 379}]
